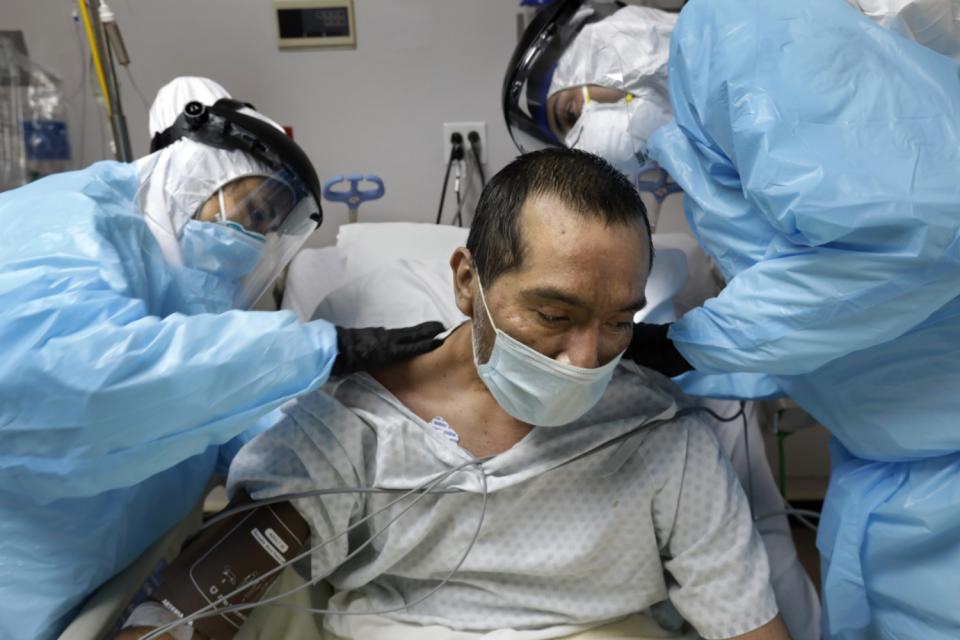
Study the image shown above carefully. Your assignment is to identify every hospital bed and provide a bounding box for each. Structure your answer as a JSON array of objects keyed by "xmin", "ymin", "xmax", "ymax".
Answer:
[{"xmin": 59, "ymin": 223, "xmax": 810, "ymax": 640}]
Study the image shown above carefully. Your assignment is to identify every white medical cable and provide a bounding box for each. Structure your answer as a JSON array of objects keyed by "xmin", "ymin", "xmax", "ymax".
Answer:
[
  {"xmin": 141, "ymin": 457, "xmax": 491, "ymax": 640},
  {"xmin": 145, "ymin": 404, "xmax": 765, "ymax": 639},
  {"xmin": 697, "ymin": 401, "xmax": 822, "ymax": 531},
  {"xmin": 142, "ymin": 458, "xmax": 485, "ymax": 638},
  {"xmin": 736, "ymin": 401, "xmax": 822, "ymax": 533},
  {"xmin": 255, "ymin": 461, "xmax": 488, "ymax": 619},
  {"xmin": 218, "ymin": 407, "xmax": 705, "ymax": 539},
  {"xmin": 790, "ymin": 512, "xmax": 820, "ymax": 533},
  {"xmin": 145, "ymin": 458, "xmax": 488, "ymax": 639},
  {"xmin": 200, "ymin": 486, "xmax": 463, "ymax": 531},
  {"xmin": 141, "ymin": 459, "xmax": 483, "ymax": 639},
  {"xmin": 186, "ymin": 461, "xmax": 485, "ymax": 623},
  {"xmin": 123, "ymin": 65, "xmax": 151, "ymax": 112}
]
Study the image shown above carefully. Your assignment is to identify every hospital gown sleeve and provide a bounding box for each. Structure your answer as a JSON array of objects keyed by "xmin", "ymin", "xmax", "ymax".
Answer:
[
  {"xmin": 227, "ymin": 388, "xmax": 371, "ymax": 579},
  {"xmin": 652, "ymin": 419, "xmax": 777, "ymax": 640},
  {"xmin": 648, "ymin": 0, "xmax": 960, "ymax": 376}
]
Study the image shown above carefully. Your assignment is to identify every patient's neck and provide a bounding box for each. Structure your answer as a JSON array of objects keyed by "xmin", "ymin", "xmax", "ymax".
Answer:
[
  {"xmin": 442, "ymin": 322, "xmax": 495, "ymax": 389},
  {"xmin": 372, "ymin": 322, "xmax": 532, "ymax": 457}
]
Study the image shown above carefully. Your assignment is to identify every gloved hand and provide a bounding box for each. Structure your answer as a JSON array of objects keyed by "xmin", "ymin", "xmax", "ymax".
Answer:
[
  {"xmin": 332, "ymin": 321, "xmax": 445, "ymax": 376},
  {"xmin": 624, "ymin": 322, "xmax": 694, "ymax": 377}
]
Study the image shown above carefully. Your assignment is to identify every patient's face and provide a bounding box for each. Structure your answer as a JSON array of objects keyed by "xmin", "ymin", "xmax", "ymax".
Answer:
[{"xmin": 457, "ymin": 193, "xmax": 649, "ymax": 369}]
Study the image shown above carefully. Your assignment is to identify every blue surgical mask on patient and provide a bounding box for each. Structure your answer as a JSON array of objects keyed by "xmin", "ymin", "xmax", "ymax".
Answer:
[{"xmin": 472, "ymin": 277, "xmax": 624, "ymax": 427}]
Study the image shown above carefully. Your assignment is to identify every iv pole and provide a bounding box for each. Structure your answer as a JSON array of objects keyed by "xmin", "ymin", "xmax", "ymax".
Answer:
[{"xmin": 76, "ymin": 0, "xmax": 132, "ymax": 162}]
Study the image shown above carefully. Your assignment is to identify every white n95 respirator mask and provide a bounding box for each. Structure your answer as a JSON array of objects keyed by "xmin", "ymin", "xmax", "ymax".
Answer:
[
  {"xmin": 473, "ymin": 277, "xmax": 624, "ymax": 427},
  {"xmin": 565, "ymin": 86, "xmax": 671, "ymax": 178}
]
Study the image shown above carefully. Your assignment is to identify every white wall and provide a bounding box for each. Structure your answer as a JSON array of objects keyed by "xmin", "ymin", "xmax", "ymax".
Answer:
[
  {"xmin": 7, "ymin": 0, "xmax": 692, "ymax": 241},
  {"xmin": 6, "ymin": 0, "xmax": 540, "ymax": 245}
]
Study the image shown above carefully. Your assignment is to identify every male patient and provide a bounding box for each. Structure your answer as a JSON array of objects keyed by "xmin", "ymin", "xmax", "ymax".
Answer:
[{"xmin": 125, "ymin": 149, "xmax": 788, "ymax": 640}]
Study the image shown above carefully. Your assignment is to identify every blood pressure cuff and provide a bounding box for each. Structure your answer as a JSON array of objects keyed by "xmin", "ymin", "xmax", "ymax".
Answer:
[{"xmin": 152, "ymin": 496, "xmax": 309, "ymax": 640}]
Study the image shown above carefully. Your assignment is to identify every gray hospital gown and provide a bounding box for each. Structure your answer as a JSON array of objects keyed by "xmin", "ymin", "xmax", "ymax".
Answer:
[{"xmin": 227, "ymin": 364, "xmax": 777, "ymax": 640}]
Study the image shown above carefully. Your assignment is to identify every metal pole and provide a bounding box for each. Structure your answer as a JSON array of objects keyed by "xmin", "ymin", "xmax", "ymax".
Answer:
[
  {"xmin": 103, "ymin": 36, "xmax": 132, "ymax": 161},
  {"xmin": 88, "ymin": 0, "xmax": 132, "ymax": 161}
]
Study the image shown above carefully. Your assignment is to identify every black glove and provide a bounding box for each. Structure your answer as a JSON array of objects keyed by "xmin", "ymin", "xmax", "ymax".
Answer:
[
  {"xmin": 624, "ymin": 322, "xmax": 694, "ymax": 377},
  {"xmin": 332, "ymin": 321, "xmax": 445, "ymax": 376}
]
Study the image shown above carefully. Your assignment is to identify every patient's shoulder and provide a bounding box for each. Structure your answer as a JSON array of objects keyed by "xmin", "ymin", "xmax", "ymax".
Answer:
[
  {"xmin": 321, "ymin": 372, "xmax": 405, "ymax": 413},
  {"xmin": 579, "ymin": 360, "xmax": 698, "ymax": 429},
  {"xmin": 267, "ymin": 381, "xmax": 382, "ymax": 455},
  {"xmin": 615, "ymin": 360, "xmax": 692, "ymax": 405}
]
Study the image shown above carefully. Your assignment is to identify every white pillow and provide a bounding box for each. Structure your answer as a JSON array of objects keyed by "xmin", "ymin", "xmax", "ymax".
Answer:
[
  {"xmin": 336, "ymin": 223, "xmax": 469, "ymax": 282},
  {"xmin": 283, "ymin": 223, "xmax": 470, "ymax": 322},
  {"xmin": 310, "ymin": 240, "xmax": 695, "ymax": 330},
  {"xmin": 311, "ymin": 257, "xmax": 467, "ymax": 329},
  {"xmin": 651, "ymin": 232, "xmax": 722, "ymax": 314},
  {"xmin": 292, "ymin": 221, "xmax": 716, "ymax": 329},
  {"xmin": 282, "ymin": 246, "xmax": 347, "ymax": 321},
  {"xmin": 638, "ymin": 247, "xmax": 687, "ymax": 324}
]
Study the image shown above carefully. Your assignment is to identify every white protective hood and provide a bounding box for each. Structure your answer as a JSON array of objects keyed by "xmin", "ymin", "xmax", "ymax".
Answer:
[
  {"xmin": 847, "ymin": 0, "xmax": 960, "ymax": 58},
  {"xmin": 549, "ymin": 6, "xmax": 677, "ymax": 97},
  {"xmin": 136, "ymin": 77, "xmax": 283, "ymax": 266},
  {"xmin": 548, "ymin": 6, "xmax": 677, "ymax": 166}
]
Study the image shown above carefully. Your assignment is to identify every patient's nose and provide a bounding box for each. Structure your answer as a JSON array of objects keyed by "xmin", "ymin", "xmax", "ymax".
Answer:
[{"xmin": 556, "ymin": 328, "xmax": 601, "ymax": 369}]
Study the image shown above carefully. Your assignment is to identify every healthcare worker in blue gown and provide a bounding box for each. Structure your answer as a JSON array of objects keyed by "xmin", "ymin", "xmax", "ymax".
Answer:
[
  {"xmin": 504, "ymin": 1, "xmax": 960, "ymax": 639},
  {"xmin": 0, "ymin": 77, "xmax": 442, "ymax": 640}
]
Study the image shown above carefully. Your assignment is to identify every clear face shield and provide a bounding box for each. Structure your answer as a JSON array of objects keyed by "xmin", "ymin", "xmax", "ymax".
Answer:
[
  {"xmin": 503, "ymin": 1, "xmax": 676, "ymax": 182},
  {"xmin": 198, "ymin": 168, "xmax": 321, "ymax": 309},
  {"xmin": 150, "ymin": 98, "xmax": 324, "ymax": 309}
]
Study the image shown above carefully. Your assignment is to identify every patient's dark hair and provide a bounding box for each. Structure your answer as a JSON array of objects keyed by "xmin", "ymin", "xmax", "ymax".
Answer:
[{"xmin": 466, "ymin": 148, "xmax": 652, "ymax": 286}]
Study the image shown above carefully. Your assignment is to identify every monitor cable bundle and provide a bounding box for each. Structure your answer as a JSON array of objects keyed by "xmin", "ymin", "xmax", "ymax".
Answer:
[{"xmin": 436, "ymin": 130, "xmax": 485, "ymax": 227}]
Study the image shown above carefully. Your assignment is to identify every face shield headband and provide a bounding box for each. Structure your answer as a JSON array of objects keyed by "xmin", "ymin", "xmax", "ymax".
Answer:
[{"xmin": 150, "ymin": 98, "xmax": 323, "ymax": 233}]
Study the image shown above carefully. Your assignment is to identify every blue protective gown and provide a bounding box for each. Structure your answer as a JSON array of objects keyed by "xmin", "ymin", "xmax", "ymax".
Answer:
[
  {"xmin": 0, "ymin": 161, "xmax": 338, "ymax": 639},
  {"xmin": 647, "ymin": 1, "xmax": 960, "ymax": 638},
  {"xmin": 651, "ymin": 0, "xmax": 960, "ymax": 640}
]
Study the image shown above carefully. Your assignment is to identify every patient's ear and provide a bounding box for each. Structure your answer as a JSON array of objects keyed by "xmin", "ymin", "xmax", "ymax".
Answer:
[{"xmin": 451, "ymin": 247, "xmax": 476, "ymax": 317}]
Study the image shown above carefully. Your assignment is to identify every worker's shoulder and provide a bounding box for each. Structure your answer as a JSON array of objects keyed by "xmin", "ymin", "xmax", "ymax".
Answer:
[{"xmin": 0, "ymin": 161, "xmax": 141, "ymax": 258}]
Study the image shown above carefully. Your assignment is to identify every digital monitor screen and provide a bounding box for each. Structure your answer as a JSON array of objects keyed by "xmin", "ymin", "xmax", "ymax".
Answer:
[{"xmin": 278, "ymin": 7, "xmax": 350, "ymax": 39}]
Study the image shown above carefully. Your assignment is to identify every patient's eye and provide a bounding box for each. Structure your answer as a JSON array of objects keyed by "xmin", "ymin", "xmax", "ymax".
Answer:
[
  {"xmin": 560, "ymin": 99, "xmax": 582, "ymax": 135},
  {"xmin": 605, "ymin": 318, "xmax": 635, "ymax": 332},
  {"xmin": 537, "ymin": 310, "xmax": 569, "ymax": 325}
]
